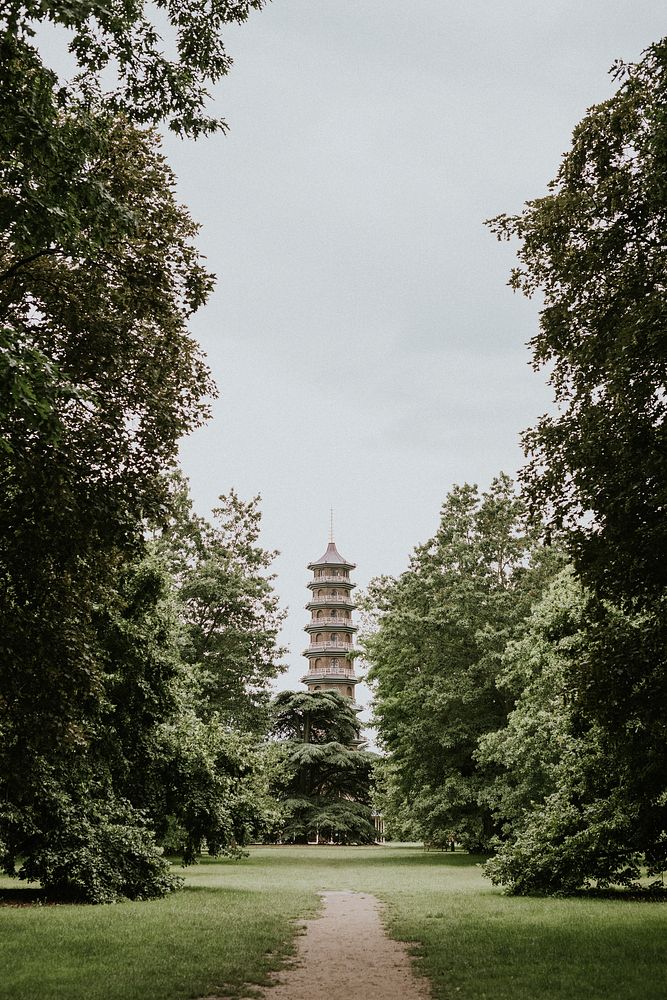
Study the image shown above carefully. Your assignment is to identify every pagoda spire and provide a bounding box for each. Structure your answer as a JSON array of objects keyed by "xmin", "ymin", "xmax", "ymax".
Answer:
[{"xmin": 302, "ymin": 530, "xmax": 359, "ymax": 702}]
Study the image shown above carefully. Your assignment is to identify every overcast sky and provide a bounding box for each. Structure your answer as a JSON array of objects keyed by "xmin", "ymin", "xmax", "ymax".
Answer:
[
  {"xmin": 161, "ymin": 2, "xmax": 664, "ymax": 708},
  {"xmin": 41, "ymin": 2, "xmax": 667, "ymax": 712}
]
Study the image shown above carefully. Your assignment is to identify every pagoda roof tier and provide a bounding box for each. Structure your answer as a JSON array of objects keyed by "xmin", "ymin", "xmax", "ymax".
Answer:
[
  {"xmin": 306, "ymin": 598, "xmax": 356, "ymax": 611},
  {"xmin": 302, "ymin": 670, "xmax": 359, "ymax": 684},
  {"xmin": 304, "ymin": 619, "xmax": 357, "ymax": 632},
  {"xmin": 307, "ymin": 541, "xmax": 356, "ymax": 570},
  {"xmin": 307, "ymin": 577, "xmax": 356, "ymax": 591},
  {"xmin": 303, "ymin": 643, "xmax": 354, "ymax": 656}
]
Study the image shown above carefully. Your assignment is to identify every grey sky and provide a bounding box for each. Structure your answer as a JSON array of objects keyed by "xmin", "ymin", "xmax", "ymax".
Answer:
[
  {"xmin": 163, "ymin": 2, "xmax": 665, "ymax": 707},
  {"xmin": 38, "ymin": 2, "xmax": 667, "ymax": 710}
]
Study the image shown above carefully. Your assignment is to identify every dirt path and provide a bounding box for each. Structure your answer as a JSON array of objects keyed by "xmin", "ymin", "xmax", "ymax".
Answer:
[{"xmin": 252, "ymin": 889, "xmax": 431, "ymax": 1000}]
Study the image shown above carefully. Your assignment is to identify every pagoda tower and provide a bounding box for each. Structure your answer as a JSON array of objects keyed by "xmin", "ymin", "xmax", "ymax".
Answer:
[{"xmin": 302, "ymin": 536, "xmax": 359, "ymax": 701}]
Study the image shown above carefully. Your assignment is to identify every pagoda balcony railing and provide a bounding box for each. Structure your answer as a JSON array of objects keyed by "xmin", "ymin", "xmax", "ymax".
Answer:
[
  {"xmin": 310, "ymin": 575, "xmax": 352, "ymax": 585},
  {"xmin": 307, "ymin": 596, "xmax": 355, "ymax": 605},
  {"xmin": 305, "ymin": 642, "xmax": 354, "ymax": 653},
  {"xmin": 303, "ymin": 668, "xmax": 357, "ymax": 679},
  {"xmin": 306, "ymin": 617, "xmax": 356, "ymax": 629},
  {"xmin": 309, "ymin": 584, "xmax": 354, "ymax": 593}
]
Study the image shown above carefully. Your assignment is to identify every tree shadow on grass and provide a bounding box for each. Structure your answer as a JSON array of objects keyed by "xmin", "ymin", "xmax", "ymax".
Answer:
[
  {"xmin": 192, "ymin": 846, "xmax": 488, "ymax": 871},
  {"xmin": 570, "ymin": 886, "xmax": 667, "ymax": 903},
  {"xmin": 0, "ymin": 886, "xmax": 60, "ymax": 906}
]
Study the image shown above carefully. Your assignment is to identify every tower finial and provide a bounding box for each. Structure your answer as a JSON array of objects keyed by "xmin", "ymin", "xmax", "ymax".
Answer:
[{"xmin": 329, "ymin": 507, "xmax": 334, "ymax": 543}]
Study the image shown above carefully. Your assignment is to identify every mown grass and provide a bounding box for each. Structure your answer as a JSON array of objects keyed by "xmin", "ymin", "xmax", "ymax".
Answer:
[
  {"xmin": 1, "ymin": 846, "xmax": 666, "ymax": 1000},
  {"xmin": 0, "ymin": 875, "xmax": 315, "ymax": 1000}
]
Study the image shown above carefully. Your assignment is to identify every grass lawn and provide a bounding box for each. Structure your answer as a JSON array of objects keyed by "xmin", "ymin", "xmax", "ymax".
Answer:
[{"xmin": 1, "ymin": 846, "xmax": 666, "ymax": 1000}]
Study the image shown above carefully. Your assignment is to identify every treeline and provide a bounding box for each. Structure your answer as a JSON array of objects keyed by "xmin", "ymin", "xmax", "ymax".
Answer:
[
  {"xmin": 0, "ymin": 3, "xmax": 377, "ymax": 902},
  {"xmin": 0, "ymin": 2, "xmax": 289, "ymax": 902},
  {"xmin": 362, "ymin": 40, "xmax": 667, "ymax": 894},
  {"xmin": 2, "ymin": 3, "xmax": 664, "ymax": 902}
]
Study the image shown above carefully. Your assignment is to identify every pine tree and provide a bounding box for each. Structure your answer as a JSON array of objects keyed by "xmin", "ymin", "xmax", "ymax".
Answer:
[{"xmin": 269, "ymin": 692, "xmax": 377, "ymax": 845}]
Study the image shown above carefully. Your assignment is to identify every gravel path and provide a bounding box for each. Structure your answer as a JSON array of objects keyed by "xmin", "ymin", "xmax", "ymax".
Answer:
[{"xmin": 253, "ymin": 889, "xmax": 431, "ymax": 1000}]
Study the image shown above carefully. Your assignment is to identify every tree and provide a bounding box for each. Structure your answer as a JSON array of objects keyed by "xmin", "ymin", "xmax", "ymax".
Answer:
[
  {"xmin": 3, "ymin": 0, "xmax": 266, "ymax": 136},
  {"xmin": 0, "ymin": 3, "xmax": 274, "ymax": 900},
  {"xmin": 269, "ymin": 691, "xmax": 377, "ymax": 845},
  {"xmin": 362, "ymin": 475, "xmax": 562, "ymax": 850},
  {"xmin": 479, "ymin": 570, "xmax": 667, "ymax": 894},
  {"xmin": 93, "ymin": 548, "xmax": 275, "ymax": 867},
  {"xmin": 0, "ymin": 59, "xmax": 217, "ymax": 900},
  {"xmin": 1, "ymin": 526, "xmax": 278, "ymax": 901},
  {"xmin": 484, "ymin": 38, "xmax": 667, "ymax": 893},
  {"xmin": 175, "ymin": 489, "xmax": 287, "ymax": 734},
  {"xmin": 1, "ymin": 547, "xmax": 185, "ymax": 902},
  {"xmin": 487, "ymin": 38, "xmax": 667, "ymax": 607}
]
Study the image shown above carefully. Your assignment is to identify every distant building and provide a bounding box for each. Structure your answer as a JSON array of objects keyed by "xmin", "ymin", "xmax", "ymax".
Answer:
[{"xmin": 301, "ymin": 537, "xmax": 359, "ymax": 702}]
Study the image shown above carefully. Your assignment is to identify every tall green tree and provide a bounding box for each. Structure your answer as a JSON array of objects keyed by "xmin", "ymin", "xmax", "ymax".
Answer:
[
  {"xmin": 485, "ymin": 38, "xmax": 667, "ymax": 891},
  {"xmin": 0, "ymin": 57, "xmax": 216, "ymax": 900},
  {"xmin": 488, "ymin": 38, "xmax": 667, "ymax": 607},
  {"xmin": 94, "ymin": 548, "xmax": 274, "ymax": 868},
  {"xmin": 159, "ymin": 478, "xmax": 287, "ymax": 733},
  {"xmin": 478, "ymin": 570, "xmax": 667, "ymax": 893},
  {"xmin": 269, "ymin": 691, "xmax": 377, "ymax": 845},
  {"xmin": 2, "ymin": 547, "xmax": 186, "ymax": 902},
  {"xmin": 0, "ymin": 2, "xmax": 273, "ymax": 901},
  {"xmin": 362, "ymin": 475, "xmax": 562, "ymax": 850}
]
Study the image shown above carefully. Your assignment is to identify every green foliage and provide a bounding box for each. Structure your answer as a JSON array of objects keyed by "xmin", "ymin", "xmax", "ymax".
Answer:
[
  {"xmin": 269, "ymin": 691, "xmax": 378, "ymax": 845},
  {"xmin": 0, "ymin": 50, "xmax": 218, "ymax": 898},
  {"xmin": 483, "ymin": 39, "xmax": 667, "ymax": 894},
  {"xmin": 480, "ymin": 570, "xmax": 667, "ymax": 893},
  {"xmin": 488, "ymin": 39, "xmax": 667, "ymax": 607},
  {"xmin": 18, "ymin": 799, "xmax": 179, "ymax": 905},
  {"xmin": 1, "ymin": 549, "xmax": 179, "ymax": 900},
  {"xmin": 0, "ymin": 0, "xmax": 277, "ymax": 903},
  {"xmin": 3, "ymin": 0, "xmax": 266, "ymax": 136},
  {"xmin": 163, "ymin": 482, "xmax": 287, "ymax": 733},
  {"xmin": 477, "ymin": 569, "xmax": 584, "ymax": 840},
  {"xmin": 362, "ymin": 474, "xmax": 563, "ymax": 850},
  {"xmin": 154, "ymin": 715, "xmax": 272, "ymax": 862},
  {"xmin": 272, "ymin": 690, "xmax": 362, "ymax": 746}
]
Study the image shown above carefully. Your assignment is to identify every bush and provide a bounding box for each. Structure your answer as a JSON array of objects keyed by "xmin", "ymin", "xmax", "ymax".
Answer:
[{"xmin": 18, "ymin": 800, "xmax": 180, "ymax": 903}]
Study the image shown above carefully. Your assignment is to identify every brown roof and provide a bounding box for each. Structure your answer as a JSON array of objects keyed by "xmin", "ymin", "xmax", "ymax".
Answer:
[{"xmin": 308, "ymin": 541, "xmax": 356, "ymax": 570}]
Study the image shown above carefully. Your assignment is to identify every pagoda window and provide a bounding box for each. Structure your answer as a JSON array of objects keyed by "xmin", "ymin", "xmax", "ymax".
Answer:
[
  {"xmin": 346, "ymin": 687, "xmax": 353, "ymax": 697},
  {"xmin": 314, "ymin": 658, "xmax": 322, "ymax": 668},
  {"xmin": 316, "ymin": 633, "xmax": 323, "ymax": 642},
  {"xmin": 331, "ymin": 658, "xmax": 339, "ymax": 668},
  {"xmin": 316, "ymin": 610, "xmax": 323, "ymax": 619},
  {"xmin": 331, "ymin": 609, "xmax": 337, "ymax": 617},
  {"xmin": 330, "ymin": 634, "xmax": 338, "ymax": 643},
  {"xmin": 314, "ymin": 685, "xmax": 321, "ymax": 690}
]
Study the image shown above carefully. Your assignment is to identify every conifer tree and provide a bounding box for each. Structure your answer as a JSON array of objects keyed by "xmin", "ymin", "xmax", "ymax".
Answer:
[{"xmin": 269, "ymin": 691, "xmax": 377, "ymax": 845}]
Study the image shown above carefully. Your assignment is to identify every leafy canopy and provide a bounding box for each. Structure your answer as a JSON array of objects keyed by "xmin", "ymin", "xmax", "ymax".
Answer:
[
  {"xmin": 0, "ymin": 45, "xmax": 220, "ymax": 901},
  {"xmin": 3, "ymin": 0, "xmax": 266, "ymax": 135},
  {"xmin": 480, "ymin": 39, "xmax": 667, "ymax": 894},
  {"xmin": 158, "ymin": 477, "xmax": 287, "ymax": 733},
  {"xmin": 480, "ymin": 570, "xmax": 667, "ymax": 894},
  {"xmin": 488, "ymin": 38, "xmax": 667, "ymax": 606},
  {"xmin": 362, "ymin": 475, "xmax": 562, "ymax": 850}
]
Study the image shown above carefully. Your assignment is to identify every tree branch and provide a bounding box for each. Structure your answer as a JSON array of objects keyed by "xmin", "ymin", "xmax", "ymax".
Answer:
[{"xmin": 0, "ymin": 248, "xmax": 62, "ymax": 282}]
